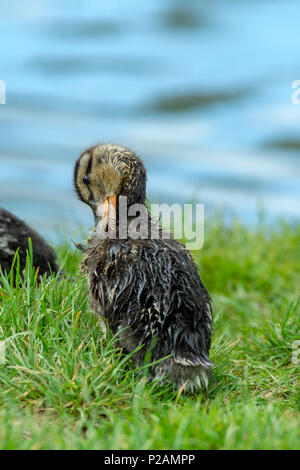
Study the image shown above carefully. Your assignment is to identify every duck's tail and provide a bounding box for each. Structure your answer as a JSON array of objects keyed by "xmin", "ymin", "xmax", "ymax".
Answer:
[{"xmin": 151, "ymin": 328, "xmax": 214, "ymax": 392}]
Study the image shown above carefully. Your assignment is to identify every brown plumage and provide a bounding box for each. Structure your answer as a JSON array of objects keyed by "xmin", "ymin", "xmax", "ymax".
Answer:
[
  {"xmin": 0, "ymin": 208, "xmax": 58, "ymax": 278},
  {"xmin": 74, "ymin": 143, "xmax": 213, "ymax": 390}
]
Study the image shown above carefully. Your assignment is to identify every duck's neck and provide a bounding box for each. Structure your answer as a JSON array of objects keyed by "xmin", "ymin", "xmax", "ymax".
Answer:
[{"xmin": 116, "ymin": 200, "xmax": 152, "ymax": 240}]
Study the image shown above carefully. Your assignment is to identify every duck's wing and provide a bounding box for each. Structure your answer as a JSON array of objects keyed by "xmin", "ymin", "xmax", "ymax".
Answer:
[
  {"xmin": 161, "ymin": 244, "xmax": 213, "ymax": 369},
  {"xmin": 106, "ymin": 239, "xmax": 213, "ymax": 367}
]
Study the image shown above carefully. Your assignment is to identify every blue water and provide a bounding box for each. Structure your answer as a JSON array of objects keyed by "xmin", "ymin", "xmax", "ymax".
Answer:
[{"xmin": 1, "ymin": 0, "xmax": 300, "ymax": 241}]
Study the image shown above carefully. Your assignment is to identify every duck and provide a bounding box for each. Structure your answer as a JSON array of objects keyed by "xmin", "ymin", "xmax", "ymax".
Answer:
[
  {"xmin": 0, "ymin": 207, "xmax": 58, "ymax": 278},
  {"xmin": 74, "ymin": 143, "xmax": 213, "ymax": 391}
]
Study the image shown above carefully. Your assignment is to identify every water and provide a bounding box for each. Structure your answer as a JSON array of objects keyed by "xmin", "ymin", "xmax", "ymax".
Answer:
[{"xmin": 1, "ymin": 0, "xmax": 300, "ymax": 242}]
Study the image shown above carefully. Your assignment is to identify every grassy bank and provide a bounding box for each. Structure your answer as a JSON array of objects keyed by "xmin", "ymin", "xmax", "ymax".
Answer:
[{"xmin": 0, "ymin": 218, "xmax": 299, "ymax": 449}]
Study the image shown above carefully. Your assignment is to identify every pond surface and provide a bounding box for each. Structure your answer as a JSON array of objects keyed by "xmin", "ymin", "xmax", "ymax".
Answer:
[{"xmin": 1, "ymin": 0, "xmax": 300, "ymax": 242}]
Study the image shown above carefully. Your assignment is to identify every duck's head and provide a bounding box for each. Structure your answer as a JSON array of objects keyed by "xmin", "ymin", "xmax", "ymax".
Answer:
[{"xmin": 74, "ymin": 143, "xmax": 147, "ymax": 228}]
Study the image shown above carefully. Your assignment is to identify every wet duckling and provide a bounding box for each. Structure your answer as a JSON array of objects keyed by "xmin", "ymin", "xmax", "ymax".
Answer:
[
  {"xmin": 0, "ymin": 208, "xmax": 58, "ymax": 278},
  {"xmin": 74, "ymin": 144, "xmax": 213, "ymax": 390}
]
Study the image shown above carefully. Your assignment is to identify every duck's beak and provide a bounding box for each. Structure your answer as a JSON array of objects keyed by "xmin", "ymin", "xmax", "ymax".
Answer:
[{"xmin": 95, "ymin": 195, "xmax": 117, "ymax": 236}]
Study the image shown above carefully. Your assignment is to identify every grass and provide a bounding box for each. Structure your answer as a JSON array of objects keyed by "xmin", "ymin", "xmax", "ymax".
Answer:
[{"xmin": 0, "ymin": 217, "xmax": 299, "ymax": 450}]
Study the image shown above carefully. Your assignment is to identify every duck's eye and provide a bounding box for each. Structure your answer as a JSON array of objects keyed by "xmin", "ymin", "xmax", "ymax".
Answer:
[{"xmin": 83, "ymin": 175, "xmax": 90, "ymax": 185}]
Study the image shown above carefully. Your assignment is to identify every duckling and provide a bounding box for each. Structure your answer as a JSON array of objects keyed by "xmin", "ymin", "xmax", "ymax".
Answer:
[
  {"xmin": 74, "ymin": 144, "xmax": 213, "ymax": 391},
  {"xmin": 0, "ymin": 208, "xmax": 58, "ymax": 278}
]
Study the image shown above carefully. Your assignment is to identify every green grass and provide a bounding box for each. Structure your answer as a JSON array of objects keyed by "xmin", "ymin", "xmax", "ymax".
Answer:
[{"xmin": 0, "ymin": 218, "xmax": 299, "ymax": 450}]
